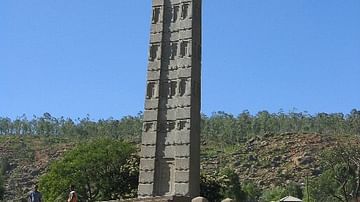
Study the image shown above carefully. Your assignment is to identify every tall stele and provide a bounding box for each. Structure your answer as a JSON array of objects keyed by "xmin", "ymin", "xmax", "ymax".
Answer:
[{"xmin": 138, "ymin": 0, "xmax": 201, "ymax": 199}]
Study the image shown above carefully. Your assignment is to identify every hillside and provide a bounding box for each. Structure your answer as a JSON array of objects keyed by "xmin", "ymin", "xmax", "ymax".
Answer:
[
  {"xmin": 201, "ymin": 132, "xmax": 359, "ymax": 189},
  {"xmin": 1, "ymin": 133, "xmax": 358, "ymax": 201},
  {"xmin": 0, "ymin": 136, "xmax": 74, "ymax": 201}
]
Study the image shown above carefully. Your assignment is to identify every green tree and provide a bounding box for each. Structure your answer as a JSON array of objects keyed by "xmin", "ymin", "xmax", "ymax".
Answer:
[
  {"xmin": 242, "ymin": 181, "xmax": 261, "ymax": 202},
  {"xmin": 0, "ymin": 118, "xmax": 11, "ymax": 135},
  {"xmin": 220, "ymin": 168, "xmax": 245, "ymax": 202},
  {"xmin": 260, "ymin": 186, "xmax": 287, "ymax": 202},
  {"xmin": 285, "ymin": 182, "xmax": 303, "ymax": 199},
  {"xmin": 348, "ymin": 109, "xmax": 360, "ymax": 135},
  {"xmin": 304, "ymin": 170, "xmax": 340, "ymax": 202},
  {"xmin": 200, "ymin": 168, "xmax": 246, "ymax": 202},
  {"xmin": 200, "ymin": 172, "xmax": 223, "ymax": 202},
  {"xmin": 304, "ymin": 142, "xmax": 360, "ymax": 202},
  {"xmin": 235, "ymin": 110, "xmax": 253, "ymax": 140},
  {"xmin": 202, "ymin": 111, "xmax": 237, "ymax": 144},
  {"xmin": 115, "ymin": 114, "xmax": 143, "ymax": 141},
  {"xmin": 39, "ymin": 139, "xmax": 139, "ymax": 201}
]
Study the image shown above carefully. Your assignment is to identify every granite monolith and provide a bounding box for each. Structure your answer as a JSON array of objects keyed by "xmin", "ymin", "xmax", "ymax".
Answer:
[{"xmin": 138, "ymin": 0, "xmax": 202, "ymax": 200}]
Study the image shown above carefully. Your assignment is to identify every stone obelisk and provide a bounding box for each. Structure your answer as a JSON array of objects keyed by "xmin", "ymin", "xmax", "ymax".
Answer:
[{"xmin": 138, "ymin": 0, "xmax": 201, "ymax": 200}]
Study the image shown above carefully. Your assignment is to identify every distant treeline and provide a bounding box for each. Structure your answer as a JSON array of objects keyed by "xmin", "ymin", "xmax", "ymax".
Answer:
[
  {"xmin": 202, "ymin": 109, "xmax": 360, "ymax": 143},
  {"xmin": 1, "ymin": 109, "xmax": 360, "ymax": 143},
  {"xmin": 0, "ymin": 113, "xmax": 142, "ymax": 141}
]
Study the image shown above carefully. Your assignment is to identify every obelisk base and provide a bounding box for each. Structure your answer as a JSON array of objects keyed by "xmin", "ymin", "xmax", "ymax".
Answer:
[{"xmin": 105, "ymin": 196, "xmax": 191, "ymax": 202}]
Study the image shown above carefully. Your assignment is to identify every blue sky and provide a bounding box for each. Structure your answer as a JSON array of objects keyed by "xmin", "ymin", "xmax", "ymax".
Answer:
[{"xmin": 1, "ymin": 0, "xmax": 359, "ymax": 120}]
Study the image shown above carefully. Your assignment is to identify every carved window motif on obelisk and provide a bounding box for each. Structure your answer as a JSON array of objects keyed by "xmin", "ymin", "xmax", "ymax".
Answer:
[
  {"xmin": 179, "ymin": 78, "xmax": 187, "ymax": 96},
  {"xmin": 167, "ymin": 121, "xmax": 176, "ymax": 132},
  {"xmin": 146, "ymin": 82, "xmax": 156, "ymax": 99},
  {"xmin": 181, "ymin": 3, "xmax": 189, "ymax": 20},
  {"xmin": 170, "ymin": 42, "xmax": 178, "ymax": 60},
  {"xmin": 172, "ymin": 5, "xmax": 180, "ymax": 22},
  {"xmin": 177, "ymin": 120, "xmax": 188, "ymax": 130},
  {"xmin": 152, "ymin": 7, "xmax": 161, "ymax": 24},
  {"xmin": 180, "ymin": 41, "xmax": 189, "ymax": 58},
  {"xmin": 144, "ymin": 122, "xmax": 154, "ymax": 132},
  {"xmin": 169, "ymin": 81, "xmax": 177, "ymax": 98},
  {"xmin": 149, "ymin": 43, "xmax": 160, "ymax": 61}
]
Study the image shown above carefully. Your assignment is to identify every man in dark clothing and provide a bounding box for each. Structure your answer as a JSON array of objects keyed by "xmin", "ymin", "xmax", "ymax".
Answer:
[{"xmin": 28, "ymin": 184, "xmax": 42, "ymax": 202}]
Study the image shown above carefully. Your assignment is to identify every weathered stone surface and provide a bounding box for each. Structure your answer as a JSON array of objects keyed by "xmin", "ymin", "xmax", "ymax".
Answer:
[
  {"xmin": 138, "ymin": 184, "xmax": 155, "ymax": 197},
  {"xmin": 138, "ymin": 0, "xmax": 201, "ymax": 199},
  {"xmin": 191, "ymin": 197, "xmax": 208, "ymax": 202}
]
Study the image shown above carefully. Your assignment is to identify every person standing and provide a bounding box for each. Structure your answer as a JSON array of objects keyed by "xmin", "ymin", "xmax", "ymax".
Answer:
[
  {"xmin": 67, "ymin": 185, "xmax": 78, "ymax": 202},
  {"xmin": 28, "ymin": 184, "xmax": 42, "ymax": 202}
]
